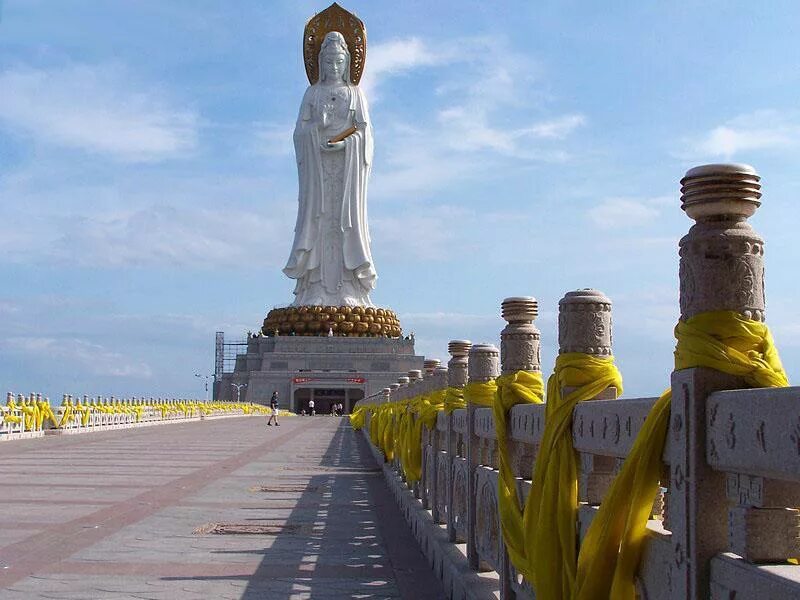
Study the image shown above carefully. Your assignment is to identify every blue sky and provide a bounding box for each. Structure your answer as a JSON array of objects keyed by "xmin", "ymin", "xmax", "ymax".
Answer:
[{"xmin": 1, "ymin": 1, "xmax": 798, "ymax": 400}]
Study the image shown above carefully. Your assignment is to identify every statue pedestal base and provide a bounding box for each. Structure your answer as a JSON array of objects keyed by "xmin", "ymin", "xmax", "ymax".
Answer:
[
  {"xmin": 262, "ymin": 305, "xmax": 402, "ymax": 338},
  {"xmin": 215, "ymin": 334, "xmax": 422, "ymax": 413}
]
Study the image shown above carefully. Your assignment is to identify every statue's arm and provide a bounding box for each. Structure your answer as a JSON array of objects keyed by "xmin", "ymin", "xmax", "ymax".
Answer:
[{"xmin": 353, "ymin": 87, "xmax": 374, "ymax": 166}]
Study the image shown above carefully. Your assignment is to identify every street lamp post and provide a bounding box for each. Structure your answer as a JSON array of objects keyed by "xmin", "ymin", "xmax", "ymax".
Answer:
[
  {"xmin": 195, "ymin": 373, "xmax": 212, "ymax": 402},
  {"xmin": 231, "ymin": 383, "xmax": 247, "ymax": 403}
]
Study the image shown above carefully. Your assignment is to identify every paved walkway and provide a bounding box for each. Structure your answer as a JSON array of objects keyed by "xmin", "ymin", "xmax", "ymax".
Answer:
[{"xmin": 0, "ymin": 416, "xmax": 445, "ymax": 599}]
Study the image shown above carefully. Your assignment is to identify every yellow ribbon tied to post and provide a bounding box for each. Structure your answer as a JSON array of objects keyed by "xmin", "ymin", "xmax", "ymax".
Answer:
[{"xmin": 575, "ymin": 311, "xmax": 788, "ymax": 600}]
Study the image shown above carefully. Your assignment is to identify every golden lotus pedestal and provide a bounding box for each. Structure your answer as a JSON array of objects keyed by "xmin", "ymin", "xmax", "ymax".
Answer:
[{"xmin": 261, "ymin": 306, "xmax": 402, "ymax": 338}]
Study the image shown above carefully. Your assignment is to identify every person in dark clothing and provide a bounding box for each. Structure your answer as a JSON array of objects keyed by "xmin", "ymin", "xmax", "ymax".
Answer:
[{"xmin": 267, "ymin": 391, "xmax": 280, "ymax": 426}]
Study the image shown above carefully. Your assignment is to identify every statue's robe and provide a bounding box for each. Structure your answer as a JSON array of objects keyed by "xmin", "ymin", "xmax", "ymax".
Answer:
[{"xmin": 283, "ymin": 83, "xmax": 376, "ymax": 306}]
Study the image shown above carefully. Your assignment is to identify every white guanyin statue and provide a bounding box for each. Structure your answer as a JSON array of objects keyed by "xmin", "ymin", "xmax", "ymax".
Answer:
[{"xmin": 283, "ymin": 30, "xmax": 376, "ymax": 307}]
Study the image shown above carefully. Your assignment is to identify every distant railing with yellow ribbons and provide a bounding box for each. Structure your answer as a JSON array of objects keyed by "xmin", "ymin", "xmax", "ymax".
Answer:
[{"xmin": 1, "ymin": 393, "xmax": 274, "ymax": 439}]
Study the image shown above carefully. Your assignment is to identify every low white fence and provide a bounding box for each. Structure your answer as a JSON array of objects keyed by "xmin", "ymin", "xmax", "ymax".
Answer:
[{"xmin": 1, "ymin": 393, "xmax": 267, "ymax": 441}]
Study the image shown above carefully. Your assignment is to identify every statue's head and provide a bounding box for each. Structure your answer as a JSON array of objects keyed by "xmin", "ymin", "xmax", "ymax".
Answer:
[{"xmin": 319, "ymin": 31, "xmax": 350, "ymax": 84}]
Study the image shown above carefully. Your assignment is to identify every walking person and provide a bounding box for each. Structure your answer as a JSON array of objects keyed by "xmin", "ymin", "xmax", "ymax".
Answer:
[
  {"xmin": 267, "ymin": 391, "xmax": 280, "ymax": 426},
  {"xmin": 308, "ymin": 398, "xmax": 315, "ymax": 416}
]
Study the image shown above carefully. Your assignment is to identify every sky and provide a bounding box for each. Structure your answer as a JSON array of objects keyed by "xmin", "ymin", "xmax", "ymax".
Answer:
[{"xmin": 1, "ymin": 1, "xmax": 799, "ymax": 400}]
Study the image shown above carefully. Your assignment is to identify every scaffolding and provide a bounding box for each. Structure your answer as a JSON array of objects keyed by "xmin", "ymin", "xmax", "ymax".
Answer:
[
  {"xmin": 214, "ymin": 332, "xmax": 248, "ymax": 375},
  {"xmin": 214, "ymin": 332, "xmax": 224, "ymax": 380}
]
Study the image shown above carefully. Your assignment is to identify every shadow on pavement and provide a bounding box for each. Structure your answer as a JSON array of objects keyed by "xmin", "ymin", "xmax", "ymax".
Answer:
[{"xmin": 161, "ymin": 419, "xmax": 444, "ymax": 599}]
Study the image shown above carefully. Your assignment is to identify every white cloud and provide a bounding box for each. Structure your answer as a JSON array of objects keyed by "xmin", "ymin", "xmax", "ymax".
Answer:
[
  {"xmin": 587, "ymin": 197, "xmax": 666, "ymax": 229},
  {"xmin": 50, "ymin": 205, "xmax": 293, "ymax": 268},
  {"xmin": 360, "ymin": 37, "xmax": 454, "ymax": 98},
  {"xmin": 0, "ymin": 203, "xmax": 294, "ymax": 269},
  {"xmin": 0, "ymin": 64, "xmax": 198, "ymax": 162},
  {"xmin": 518, "ymin": 114, "xmax": 587, "ymax": 140},
  {"xmin": 371, "ymin": 205, "xmax": 476, "ymax": 260},
  {"xmin": 683, "ymin": 109, "xmax": 800, "ymax": 159},
  {"xmin": 2, "ymin": 337, "xmax": 153, "ymax": 379},
  {"xmin": 0, "ymin": 301, "xmax": 20, "ymax": 315},
  {"xmin": 367, "ymin": 36, "xmax": 584, "ymax": 197},
  {"xmin": 253, "ymin": 122, "xmax": 295, "ymax": 157}
]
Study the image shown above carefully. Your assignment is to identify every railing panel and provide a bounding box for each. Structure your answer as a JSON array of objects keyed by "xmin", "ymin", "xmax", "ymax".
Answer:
[
  {"xmin": 508, "ymin": 403, "xmax": 545, "ymax": 445},
  {"xmin": 572, "ymin": 396, "xmax": 659, "ymax": 458},
  {"xmin": 451, "ymin": 456, "xmax": 468, "ymax": 543},
  {"xmin": 451, "ymin": 408, "xmax": 467, "ymax": 434},
  {"xmin": 474, "ymin": 407, "xmax": 496, "ymax": 440},
  {"xmin": 707, "ymin": 386, "xmax": 800, "ymax": 482},
  {"xmin": 475, "ymin": 466, "xmax": 501, "ymax": 573}
]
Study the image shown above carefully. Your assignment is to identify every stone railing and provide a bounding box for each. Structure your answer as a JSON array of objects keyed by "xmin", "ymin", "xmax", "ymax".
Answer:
[
  {"xmin": 0, "ymin": 393, "xmax": 267, "ymax": 441},
  {"xmin": 352, "ymin": 163, "xmax": 800, "ymax": 599}
]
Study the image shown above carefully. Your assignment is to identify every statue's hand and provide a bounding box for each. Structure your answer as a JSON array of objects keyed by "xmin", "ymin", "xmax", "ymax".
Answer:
[{"xmin": 322, "ymin": 140, "xmax": 345, "ymax": 152}]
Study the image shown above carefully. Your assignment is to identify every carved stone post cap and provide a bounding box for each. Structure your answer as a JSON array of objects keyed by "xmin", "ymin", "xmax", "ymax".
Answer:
[
  {"xmin": 424, "ymin": 358, "xmax": 442, "ymax": 374},
  {"xmin": 558, "ymin": 289, "xmax": 613, "ymax": 356},
  {"xmin": 382, "ymin": 387, "xmax": 391, "ymax": 393},
  {"xmin": 408, "ymin": 370, "xmax": 422, "ymax": 382},
  {"xmin": 501, "ymin": 296, "xmax": 538, "ymax": 322},
  {"xmin": 680, "ymin": 163, "xmax": 761, "ymax": 222},
  {"xmin": 448, "ymin": 340, "xmax": 472, "ymax": 357},
  {"xmin": 559, "ymin": 288, "xmax": 611, "ymax": 308},
  {"xmin": 389, "ymin": 383, "xmax": 400, "ymax": 390},
  {"xmin": 434, "ymin": 366, "xmax": 449, "ymax": 375},
  {"xmin": 468, "ymin": 343, "xmax": 500, "ymax": 382},
  {"xmin": 397, "ymin": 376, "xmax": 410, "ymax": 385}
]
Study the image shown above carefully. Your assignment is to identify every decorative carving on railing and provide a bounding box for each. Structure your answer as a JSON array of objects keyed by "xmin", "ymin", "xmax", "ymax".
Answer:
[
  {"xmin": 451, "ymin": 458, "xmax": 468, "ymax": 542},
  {"xmin": 436, "ymin": 448, "xmax": 450, "ymax": 523},
  {"xmin": 558, "ymin": 288, "xmax": 613, "ymax": 356},
  {"xmin": 475, "ymin": 468, "xmax": 501, "ymax": 571}
]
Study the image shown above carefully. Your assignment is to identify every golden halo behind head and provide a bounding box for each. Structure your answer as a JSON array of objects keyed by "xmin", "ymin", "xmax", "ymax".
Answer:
[{"xmin": 303, "ymin": 3, "xmax": 366, "ymax": 85}]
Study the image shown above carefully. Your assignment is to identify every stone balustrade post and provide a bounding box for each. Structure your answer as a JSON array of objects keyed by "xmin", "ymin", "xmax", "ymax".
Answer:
[
  {"xmin": 420, "ymin": 362, "xmax": 444, "ymax": 508},
  {"xmin": 396, "ymin": 376, "xmax": 410, "ymax": 400},
  {"xmin": 501, "ymin": 297, "xmax": 541, "ymax": 376},
  {"xmin": 409, "ymin": 369, "xmax": 424, "ymax": 491},
  {"xmin": 558, "ymin": 289, "xmax": 619, "ymax": 507},
  {"xmin": 499, "ymin": 297, "xmax": 540, "ymax": 598},
  {"xmin": 428, "ymin": 365, "xmax": 449, "ymax": 520},
  {"xmin": 447, "ymin": 340, "xmax": 471, "ymax": 543},
  {"xmin": 669, "ymin": 163, "xmax": 768, "ymax": 599},
  {"xmin": 500, "ymin": 296, "xmax": 541, "ymax": 477},
  {"xmin": 394, "ymin": 376, "xmax": 410, "ymax": 470},
  {"xmin": 467, "ymin": 343, "xmax": 500, "ymax": 571},
  {"xmin": 424, "ymin": 358, "xmax": 441, "ymax": 378}
]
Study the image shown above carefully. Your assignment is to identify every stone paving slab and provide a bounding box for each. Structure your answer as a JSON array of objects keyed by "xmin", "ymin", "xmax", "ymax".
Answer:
[{"xmin": 0, "ymin": 416, "xmax": 445, "ymax": 599}]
